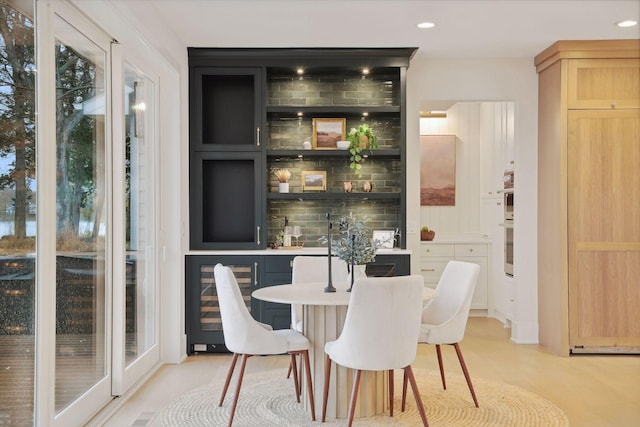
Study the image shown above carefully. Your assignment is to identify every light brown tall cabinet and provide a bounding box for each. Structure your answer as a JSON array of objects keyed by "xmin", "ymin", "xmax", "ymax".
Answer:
[{"xmin": 535, "ymin": 40, "xmax": 640, "ymax": 355}]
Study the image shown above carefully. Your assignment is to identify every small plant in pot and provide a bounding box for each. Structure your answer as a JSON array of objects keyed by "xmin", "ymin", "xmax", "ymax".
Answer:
[
  {"xmin": 347, "ymin": 124, "xmax": 378, "ymax": 174},
  {"xmin": 421, "ymin": 226, "xmax": 435, "ymax": 241}
]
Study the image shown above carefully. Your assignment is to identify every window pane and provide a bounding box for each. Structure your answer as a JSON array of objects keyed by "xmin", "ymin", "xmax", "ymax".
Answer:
[
  {"xmin": 54, "ymin": 15, "xmax": 107, "ymax": 412},
  {"xmin": 0, "ymin": 0, "xmax": 36, "ymax": 424},
  {"xmin": 124, "ymin": 65, "xmax": 156, "ymax": 366}
]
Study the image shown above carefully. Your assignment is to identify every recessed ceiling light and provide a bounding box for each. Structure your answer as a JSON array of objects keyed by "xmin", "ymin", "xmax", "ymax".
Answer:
[
  {"xmin": 417, "ymin": 22, "xmax": 435, "ymax": 29},
  {"xmin": 617, "ymin": 20, "xmax": 638, "ymax": 27}
]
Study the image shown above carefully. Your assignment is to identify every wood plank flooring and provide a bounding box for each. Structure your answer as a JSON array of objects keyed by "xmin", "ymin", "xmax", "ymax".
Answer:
[{"xmin": 102, "ymin": 318, "xmax": 640, "ymax": 427}]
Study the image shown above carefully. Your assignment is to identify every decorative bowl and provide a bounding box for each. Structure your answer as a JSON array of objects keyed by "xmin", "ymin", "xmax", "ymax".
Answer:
[{"xmin": 336, "ymin": 140, "xmax": 350, "ymax": 150}]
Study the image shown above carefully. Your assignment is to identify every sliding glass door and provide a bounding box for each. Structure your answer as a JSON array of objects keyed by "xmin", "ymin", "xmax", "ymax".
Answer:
[
  {"xmin": 111, "ymin": 58, "xmax": 159, "ymax": 394},
  {"xmin": 52, "ymin": 9, "xmax": 112, "ymax": 424},
  {"xmin": 30, "ymin": 1, "xmax": 161, "ymax": 425}
]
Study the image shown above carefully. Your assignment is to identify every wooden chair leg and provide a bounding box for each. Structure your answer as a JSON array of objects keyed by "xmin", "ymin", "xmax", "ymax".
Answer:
[
  {"xmin": 302, "ymin": 350, "xmax": 316, "ymax": 421},
  {"xmin": 227, "ymin": 354, "xmax": 249, "ymax": 427},
  {"xmin": 347, "ymin": 369, "xmax": 362, "ymax": 427},
  {"xmin": 219, "ymin": 353, "xmax": 239, "ymax": 406},
  {"xmin": 452, "ymin": 343, "xmax": 479, "ymax": 408},
  {"xmin": 286, "ymin": 357, "xmax": 293, "ymax": 378},
  {"xmin": 290, "ymin": 352, "xmax": 300, "ymax": 403},
  {"xmin": 389, "ymin": 369, "xmax": 394, "ymax": 416},
  {"xmin": 321, "ymin": 354, "xmax": 332, "ymax": 422},
  {"xmin": 436, "ymin": 344, "xmax": 446, "ymax": 390},
  {"xmin": 298, "ymin": 356, "xmax": 303, "ymax": 395},
  {"xmin": 401, "ymin": 368, "xmax": 408, "ymax": 411},
  {"xmin": 404, "ymin": 365, "xmax": 429, "ymax": 427}
]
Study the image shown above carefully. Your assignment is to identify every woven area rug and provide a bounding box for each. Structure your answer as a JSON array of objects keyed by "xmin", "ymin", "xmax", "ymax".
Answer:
[{"xmin": 159, "ymin": 369, "xmax": 569, "ymax": 426}]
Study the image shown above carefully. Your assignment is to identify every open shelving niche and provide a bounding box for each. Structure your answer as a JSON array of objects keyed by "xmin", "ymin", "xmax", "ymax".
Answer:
[{"xmin": 264, "ymin": 64, "xmax": 406, "ymax": 248}]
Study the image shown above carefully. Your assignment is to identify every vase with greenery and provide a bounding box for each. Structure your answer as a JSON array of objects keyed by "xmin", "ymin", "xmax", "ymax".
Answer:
[
  {"xmin": 347, "ymin": 124, "xmax": 378, "ymax": 173},
  {"xmin": 319, "ymin": 213, "xmax": 392, "ymax": 290}
]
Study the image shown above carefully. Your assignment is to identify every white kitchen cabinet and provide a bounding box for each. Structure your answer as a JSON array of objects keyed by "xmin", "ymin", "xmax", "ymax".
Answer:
[
  {"xmin": 479, "ymin": 102, "xmax": 516, "ymax": 198},
  {"xmin": 420, "ymin": 242, "xmax": 489, "ymax": 311}
]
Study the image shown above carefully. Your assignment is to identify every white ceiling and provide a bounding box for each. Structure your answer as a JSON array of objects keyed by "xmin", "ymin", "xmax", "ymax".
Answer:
[{"xmin": 133, "ymin": 0, "xmax": 639, "ymax": 60}]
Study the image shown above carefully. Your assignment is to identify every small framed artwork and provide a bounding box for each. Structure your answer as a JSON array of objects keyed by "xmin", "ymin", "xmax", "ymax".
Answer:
[
  {"xmin": 372, "ymin": 230, "xmax": 396, "ymax": 249},
  {"xmin": 312, "ymin": 118, "xmax": 346, "ymax": 149},
  {"xmin": 301, "ymin": 171, "xmax": 327, "ymax": 191}
]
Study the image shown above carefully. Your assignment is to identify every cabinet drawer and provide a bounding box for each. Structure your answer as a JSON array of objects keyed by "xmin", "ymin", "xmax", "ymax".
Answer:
[
  {"xmin": 420, "ymin": 260, "xmax": 449, "ymax": 284},
  {"xmin": 420, "ymin": 244, "xmax": 454, "ymax": 257},
  {"xmin": 454, "ymin": 244, "xmax": 487, "ymax": 257},
  {"xmin": 265, "ymin": 255, "xmax": 295, "ymax": 273}
]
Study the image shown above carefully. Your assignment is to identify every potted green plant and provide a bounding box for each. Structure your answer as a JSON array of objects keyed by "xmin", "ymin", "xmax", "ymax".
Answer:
[
  {"xmin": 347, "ymin": 124, "xmax": 378, "ymax": 173},
  {"xmin": 420, "ymin": 226, "xmax": 435, "ymax": 241}
]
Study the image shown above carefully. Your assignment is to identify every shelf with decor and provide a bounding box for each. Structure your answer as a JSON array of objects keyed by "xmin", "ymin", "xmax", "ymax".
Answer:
[
  {"xmin": 266, "ymin": 106, "xmax": 401, "ymax": 116},
  {"xmin": 267, "ymin": 192, "xmax": 401, "ymax": 200},
  {"xmin": 266, "ymin": 149, "xmax": 401, "ymax": 159}
]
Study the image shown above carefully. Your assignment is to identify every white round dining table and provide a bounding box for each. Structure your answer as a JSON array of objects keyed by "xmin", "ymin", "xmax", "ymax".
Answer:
[{"xmin": 252, "ymin": 282, "xmax": 437, "ymax": 420}]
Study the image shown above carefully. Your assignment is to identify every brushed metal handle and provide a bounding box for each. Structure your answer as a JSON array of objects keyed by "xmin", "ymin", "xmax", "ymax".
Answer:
[
  {"xmin": 256, "ymin": 225, "xmax": 261, "ymax": 245},
  {"xmin": 256, "ymin": 127, "xmax": 261, "ymax": 146},
  {"xmin": 254, "ymin": 262, "xmax": 258, "ymax": 286}
]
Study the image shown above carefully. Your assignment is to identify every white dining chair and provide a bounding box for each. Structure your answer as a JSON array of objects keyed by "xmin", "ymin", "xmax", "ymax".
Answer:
[
  {"xmin": 291, "ymin": 256, "xmax": 349, "ymax": 332},
  {"xmin": 213, "ymin": 264, "xmax": 316, "ymax": 426},
  {"xmin": 321, "ymin": 275, "xmax": 429, "ymax": 427},
  {"xmin": 402, "ymin": 260, "xmax": 480, "ymax": 409},
  {"xmin": 286, "ymin": 256, "xmax": 349, "ymax": 382}
]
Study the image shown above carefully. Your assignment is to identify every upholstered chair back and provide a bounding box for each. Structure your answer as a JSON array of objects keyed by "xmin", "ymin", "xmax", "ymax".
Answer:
[
  {"xmin": 420, "ymin": 260, "xmax": 480, "ymax": 344},
  {"xmin": 325, "ymin": 275, "xmax": 424, "ymax": 371}
]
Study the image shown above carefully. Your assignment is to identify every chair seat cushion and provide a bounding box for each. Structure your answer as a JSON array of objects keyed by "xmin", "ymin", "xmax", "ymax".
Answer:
[{"xmin": 273, "ymin": 329, "xmax": 310, "ymax": 352}]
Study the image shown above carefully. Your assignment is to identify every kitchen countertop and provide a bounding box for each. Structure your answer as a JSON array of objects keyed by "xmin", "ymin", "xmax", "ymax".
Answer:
[{"xmin": 185, "ymin": 248, "xmax": 411, "ymax": 256}]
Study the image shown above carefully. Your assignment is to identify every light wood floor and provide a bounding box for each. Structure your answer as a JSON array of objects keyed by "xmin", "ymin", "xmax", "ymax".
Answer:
[{"xmin": 102, "ymin": 318, "xmax": 640, "ymax": 427}]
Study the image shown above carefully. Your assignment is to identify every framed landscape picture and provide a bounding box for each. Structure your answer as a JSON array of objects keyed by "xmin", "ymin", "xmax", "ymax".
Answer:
[
  {"xmin": 312, "ymin": 118, "xmax": 346, "ymax": 149},
  {"xmin": 420, "ymin": 135, "xmax": 456, "ymax": 206},
  {"xmin": 301, "ymin": 171, "xmax": 327, "ymax": 191}
]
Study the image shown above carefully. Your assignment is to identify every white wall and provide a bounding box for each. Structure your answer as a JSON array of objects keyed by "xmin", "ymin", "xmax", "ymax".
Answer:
[{"xmin": 407, "ymin": 58, "xmax": 539, "ymax": 343}]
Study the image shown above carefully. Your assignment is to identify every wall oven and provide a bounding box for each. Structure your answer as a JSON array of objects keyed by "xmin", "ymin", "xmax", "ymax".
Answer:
[
  {"xmin": 500, "ymin": 170, "xmax": 514, "ymax": 277},
  {"xmin": 504, "ymin": 191, "xmax": 514, "ymax": 220},
  {"xmin": 503, "ymin": 220, "xmax": 514, "ymax": 276}
]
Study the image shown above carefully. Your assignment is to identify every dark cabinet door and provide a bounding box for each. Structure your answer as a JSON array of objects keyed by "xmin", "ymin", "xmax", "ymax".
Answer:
[
  {"xmin": 185, "ymin": 255, "xmax": 261, "ymax": 354},
  {"xmin": 261, "ymin": 255, "xmax": 295, "ymax": 330},
  {"xmin": 190, "ymin": 67, "xmax": 263, "ymax": 151},
  {"xmin": 190, "ymin": 151, "xmax": 264, "ymax": 249}
]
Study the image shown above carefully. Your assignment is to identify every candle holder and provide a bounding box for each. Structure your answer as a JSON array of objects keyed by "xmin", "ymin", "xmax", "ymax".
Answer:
[
  {"xmin": 347, "ymin": 234, "xmax": 356, "ymax": 292},
  {"xmin": 324, "ymin": 212, "xmax": 336, "ymax": 293}
]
